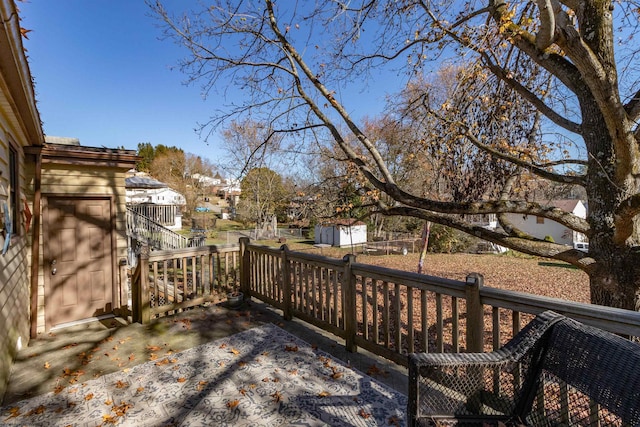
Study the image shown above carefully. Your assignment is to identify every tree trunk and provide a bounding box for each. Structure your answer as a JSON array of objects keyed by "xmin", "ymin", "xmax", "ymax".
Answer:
[{"xmin": 589, "ymin": 247, "xmax": 640, "ymax": 311}]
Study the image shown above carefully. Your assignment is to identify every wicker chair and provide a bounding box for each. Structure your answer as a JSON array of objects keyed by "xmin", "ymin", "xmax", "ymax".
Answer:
[{"xmin": 408, "ymin": 310, "xmax": 640, "ymax": 426}]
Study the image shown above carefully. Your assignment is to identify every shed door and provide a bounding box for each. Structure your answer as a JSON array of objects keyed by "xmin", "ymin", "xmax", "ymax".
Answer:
[{"xmin": 44, "ymin": 197, "xmax": 113, "ymax": 328}]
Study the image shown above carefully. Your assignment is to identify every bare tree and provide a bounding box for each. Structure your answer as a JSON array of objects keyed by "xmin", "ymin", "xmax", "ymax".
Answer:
[{"xmin": 150, "ymin": 0, "xmax": 640, "ymax": 311}]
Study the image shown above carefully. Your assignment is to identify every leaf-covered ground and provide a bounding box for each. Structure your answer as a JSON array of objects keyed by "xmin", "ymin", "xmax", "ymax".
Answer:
[{"xmin": 358, "ymin": 252, "xmax": 590, "ymax": 303}]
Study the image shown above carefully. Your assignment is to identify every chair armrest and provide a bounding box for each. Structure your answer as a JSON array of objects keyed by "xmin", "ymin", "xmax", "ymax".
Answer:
[{"xmin": 407, "ymin": 311, "xmax": 564, "ymax": 426}]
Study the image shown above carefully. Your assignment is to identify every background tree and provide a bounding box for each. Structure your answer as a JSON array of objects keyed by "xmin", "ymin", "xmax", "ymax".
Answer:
[
  {"xmin": 151, "ymin": 1, "xmax": 640, "ymax": 311},
  {"xmin": 239, "ymin": 167, "xmax": 288, "ymax": 234},
  {"xmin": 149, "ymin": 149, "xmax": 215, "ymax": 216}
]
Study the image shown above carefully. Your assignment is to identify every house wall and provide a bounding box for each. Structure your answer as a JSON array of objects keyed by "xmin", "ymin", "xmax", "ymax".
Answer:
[
  {"xmin": 504, "ymin": 202, "xmax": 586, "ymax": 246},
  {"xmin": 0, "ymin": 0, "xmax": 44, "ymax": 401},
  {"xmin": 0, "ymin": 132, "xmax": 29, "ymax": 402},
  {"xmin": 25, "ymin": 163, "xmax": 130, "ymax": 333}
]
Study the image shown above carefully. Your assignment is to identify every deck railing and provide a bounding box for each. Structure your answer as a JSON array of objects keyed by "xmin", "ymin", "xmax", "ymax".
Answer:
[
  {"xmin": 132, "ymin": 244, "xmax": 240, "ymax": 323},
  {"xmin": 131, "ymin": 238, "xmax": 640, "ymax": 367},
  {"xmin": 238, "ymin": 238, "xmax": 640, "ymax": 367}
]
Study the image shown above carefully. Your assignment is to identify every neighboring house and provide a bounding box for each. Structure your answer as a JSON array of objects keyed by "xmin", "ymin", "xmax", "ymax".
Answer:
[
  {"xmin": 125, "ymin": 176, "xmax": 186, "ymax": 206},
  {"xmin": 504, "ymin": 199, "xmax": 588, "ymax": 247},
  {"xmin": 315, "ymin": 220, "xmax": 367, "ymax": 247},
  {"xmin": 125, "ymin": 175, "xmax": 185, "ymax": 231},
  {"xmin": 192, "ymin": 173, "xmax": 221, "ymax": 187},
  {"xmin": 0, "ymin": 0, "xmax": 138, "ymax": 399}
]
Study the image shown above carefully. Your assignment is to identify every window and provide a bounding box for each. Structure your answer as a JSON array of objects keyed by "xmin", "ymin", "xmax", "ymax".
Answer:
[
  {"xmin": 8, "ymin": 144, "xmax": 19, "ymax": 235},
  {"xmin": 536, "ymin": 216, "xmax": 544, "ymax": 224}
]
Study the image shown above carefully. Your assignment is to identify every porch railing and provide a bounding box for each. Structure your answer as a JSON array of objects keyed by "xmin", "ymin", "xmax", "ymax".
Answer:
[
  {"xmin": 238, "ymin": 238, "xmax": 640, "ymax": 367},
  {"xmin": 131, "ymin": 237, "xmax": 640, "ymax": 368},
  {"xmin": 131, "ymin": 244, "xmax": 240, "ymax": 323}
]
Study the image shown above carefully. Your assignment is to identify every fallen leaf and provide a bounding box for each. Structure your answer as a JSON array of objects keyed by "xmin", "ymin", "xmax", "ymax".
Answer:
[
  {"xmin": 238, "ymin": 361, "xmax": 247, "ymax": 367},
  {"xmin": 239, "ymin": 388, "xmax": 247, "ymax": 396},
  {"xmin": 271, "ymin": 391, "xmax": 283, "ymax": 403},
  {"xmin": 177, "ymin": 377, "xmax": 186, "ymax": 383},
  {"xmin": 112, "ymin": 401, "xmax": 132, "ymax": 416},
  {"xmin": 102, "ymin": 414, "xmax": 117, "ymax": 424},
  {"xmin": 388, "ymin": 415, "xmax": 401, "ymax": 426},
  {"xmin": 230, "ymin": 348, "xmax": 240, "ymax": 355},
  {"xmin": 318, "ymin": 391, "xmax": 331, "ymax": 398},
  {"xmin": 25, "ymin": 405, "xmax": 46, "ymax": 416},
  {"xmin": 196, "ymin": 381, "xmax": 208, "ymax": 391},
  {"xmin": 146, "ymin": 345, "xmax": 161, "ymax": 352},
  {"xmin": 84, "ymin": 393, "xmax": 94, "ymax": 401},
  {"xmin": 149, "ymin": 353, "xmax": 158, "ymax": 361},
  {"xmin": 248, "ymin": 383, "xmax": 257, "ymax": 389},
  {"xmin": 155, "ymin": 359, "xmax": 170, "ymax": 366},
  {"xmin": 5, "ymin": 407, "xmax": 20, "ymax": 419},
  {"xmin": 285, "ymin": 345, "xmax": 298, "ymax": 352},
  {"xmin": 62, "ymin": 343, "xmax": 78, "ymax": 350},
  {"xmin": 367, "ymin": 364, "xmax": 385, "ymax": 376},
  {"xmin": 43, "ymin": 362, "xmax": 51, "ymax": 369},
  {"xmin": 53, "ymin": 385, "xmax": 64, "ymax": 394},
  {"xmin": 226, "ymin": 399, "xmax": 239, "ymax": 409},
  {"xmin": 115, "ymin": 380, "xmax": 128, "ymax": 389},
  {"xmin": 358, "ymin": 409, "xmax": 371, "ymax": 419},
  {"xmin": 104, "ymin": 399, "xmax": 113, "ymax": 405}
]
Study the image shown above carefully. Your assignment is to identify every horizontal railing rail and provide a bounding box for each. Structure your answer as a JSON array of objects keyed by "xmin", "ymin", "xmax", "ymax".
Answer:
[{"xmin": 239, "ymin": 238, "xmax": 640, "ymax": 367}]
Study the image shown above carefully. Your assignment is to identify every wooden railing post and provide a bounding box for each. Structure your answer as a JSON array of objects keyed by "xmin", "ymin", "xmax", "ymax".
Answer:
[
  {"xmin": 134, "ymin": 245, "xmax": 151, "ymax": 324},
  {"xmin": 343, "ymin": 254, "xmax": 358, "ymax": 353},
  {"xmin": 466, "ymin": 272, "xmax": 484, "ymax": 352},
  {"xmin": 281, "ymin": 244, "xmax": 292, "ymax": 321},
  {"xmin": 239, "ymin": 237, "xmax": 251, "ymax": 299},
  {"xmin": 118, "ymin": 258, "xmax": 129, "ymax": 317}
]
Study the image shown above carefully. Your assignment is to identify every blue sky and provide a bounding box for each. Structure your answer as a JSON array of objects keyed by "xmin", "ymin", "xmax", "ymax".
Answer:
[
  {"xmin": 19, "ymin": 1, "xmax": 402, "ymax": 168},
  {"xmin": 20, "ymin": 1, "xmax": 226, "ymax": 162}
]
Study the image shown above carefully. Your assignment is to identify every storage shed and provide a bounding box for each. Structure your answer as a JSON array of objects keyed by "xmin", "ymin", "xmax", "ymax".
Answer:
[{"xmin": 314, "ymin": 219, "xmax": 367, "ymax": 247}]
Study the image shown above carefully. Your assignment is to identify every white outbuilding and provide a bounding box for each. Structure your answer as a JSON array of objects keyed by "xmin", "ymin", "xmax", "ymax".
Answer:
[{"xmin": 314, "ymin": 219, "xmax": 367, "ymax": 247}]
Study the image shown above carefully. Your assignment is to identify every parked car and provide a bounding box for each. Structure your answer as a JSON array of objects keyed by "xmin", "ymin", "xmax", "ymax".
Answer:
[{"xmin": 195, "ymin": 206, "xmax": 210, "ymax": 212}]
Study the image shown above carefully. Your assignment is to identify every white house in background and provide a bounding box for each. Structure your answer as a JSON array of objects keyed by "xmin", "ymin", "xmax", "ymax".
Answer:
[
  {"xmin": 125, "ymin": 176, "xmax": 186, "ymax": 231},
  {"xmin": 505, "ymin": 199, "xmax": 588, "ymax": 247},
  {"xmin": 125, "ymin": 176, "xmax": 186, "ymax": 206},
  {"xmin": 315, "ymin": 219, "xmax": 367, "ymax": 247},
  {"xmin": 192, "ymin": 173, "xmax": 222, "ymax": 187}
]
